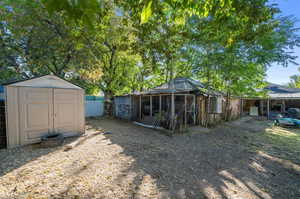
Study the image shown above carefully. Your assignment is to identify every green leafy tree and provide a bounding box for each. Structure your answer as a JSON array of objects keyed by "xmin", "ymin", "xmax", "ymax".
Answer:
[
  {"xmin": 287, "ymin": 68, "xmax": 300, "ymax": 88},
  {"xmin": 183, "ymin": 13, "xmax": 299, "ymax": 119},
  {"xmin": 76, "ymin": 8, "xmax": 142, "ymax": 99},
  {"xmin": 1, "ymin": 0, "xmax": 300, "ymax": 102},
  {"xmin": 0, "ymin": 0, "xmax": 86, "ymax": 79}
]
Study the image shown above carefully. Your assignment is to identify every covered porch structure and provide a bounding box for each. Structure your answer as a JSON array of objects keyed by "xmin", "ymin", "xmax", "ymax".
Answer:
[
  {"xmin": 114, "ymin": 77, "xmax": 225, "ymax": 130},
  {"xmin": 135, "ymin": 92, "xmax": 197, "ymax": 130},
  {"xmin": 114, "ymin": 77, "xmax": 241, "ymax": 130}
]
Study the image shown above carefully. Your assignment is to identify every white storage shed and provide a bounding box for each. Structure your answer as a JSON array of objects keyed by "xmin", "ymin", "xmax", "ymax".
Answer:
[{"xmin": 3, "ymin": 75, "xmax": 85, "ymax": 148}]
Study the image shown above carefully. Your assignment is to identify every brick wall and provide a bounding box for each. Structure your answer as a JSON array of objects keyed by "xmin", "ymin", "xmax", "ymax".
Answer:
[{"xmin": 0, "ymin": 101, "xmax": 6, "ymax": 148}]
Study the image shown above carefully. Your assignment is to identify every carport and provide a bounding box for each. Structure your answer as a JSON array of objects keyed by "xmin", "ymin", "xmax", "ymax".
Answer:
[
  {"xmin": 242, "ymin": 84, "xmax": 300, "ymax": 118},
  {"xmin": 3, "ymin": 75, "xmax": 85, "ymax": 148}
]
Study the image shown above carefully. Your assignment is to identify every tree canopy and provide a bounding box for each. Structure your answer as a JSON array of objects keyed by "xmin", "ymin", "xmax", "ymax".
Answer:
[{"xmin": 0, "ymin": 0, "xmax": 299, "ymax": 97}]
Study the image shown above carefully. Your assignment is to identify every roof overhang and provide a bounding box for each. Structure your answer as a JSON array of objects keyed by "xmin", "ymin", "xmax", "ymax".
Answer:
[{"xmin": 3, "ymin": 75, "xmax": 83, "ymax": 90}]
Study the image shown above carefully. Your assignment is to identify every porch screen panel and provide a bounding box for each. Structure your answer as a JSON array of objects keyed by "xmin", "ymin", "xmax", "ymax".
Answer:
[
  {"xmin": 161, "ymin": 95, "xmax": 171, "ymax": 119},
  {"xmin": 141, "ymin": 96, "xmax": 150, "ymax": 117},
  {"xmin": 152, "ymin": 96, "xmax": 160, "ymax": 116}
]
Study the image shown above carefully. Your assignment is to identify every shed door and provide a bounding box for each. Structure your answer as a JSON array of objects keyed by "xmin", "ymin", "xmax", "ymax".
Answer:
[
  {"xmin": 19, "ymin": 88, "xmax": 53, "ymax": 145},
  {"xmin": 53, "ymin": 89, "xmax": 79, "ymax": 136}
]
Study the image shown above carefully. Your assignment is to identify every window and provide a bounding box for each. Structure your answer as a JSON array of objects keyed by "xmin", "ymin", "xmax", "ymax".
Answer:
[{"xmin": 209, "ymin": 96, "xmax": 222, "ymax": 113}]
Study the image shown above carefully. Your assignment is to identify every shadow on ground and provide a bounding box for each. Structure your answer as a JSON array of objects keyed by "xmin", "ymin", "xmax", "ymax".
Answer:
[
  {"xmin": 0, "ymin": 117, "xmax": 299, "ymax": 199},
  {"xmin": 0, "ymin": 122, "xmax": 105, "ymax": 178},
  {"xmin": 0, "ymin": 137, "xmax": 77, "ymax": 177},
  {"xmin": 97, "ymin": 118, "xmax": 300, "ymax": 199}
]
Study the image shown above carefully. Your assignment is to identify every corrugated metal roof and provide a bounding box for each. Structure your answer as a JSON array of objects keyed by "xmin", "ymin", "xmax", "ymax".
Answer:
[
  {"xmin": 268, "ymin": 93, "xmax": 300, "ymax": 98},
  {"xmin": 265, "ymin": 83, "xmax": 300, "ymax": 99},
  {"xmin": 266, "ymin": 83, "xmax": 300, "ymax": 93}
]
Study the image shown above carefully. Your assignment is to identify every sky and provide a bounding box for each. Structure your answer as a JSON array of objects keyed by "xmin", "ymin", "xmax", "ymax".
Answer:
[{"xmin": 266, "ymin": 0, "xmax": 300, "ymax": 85}]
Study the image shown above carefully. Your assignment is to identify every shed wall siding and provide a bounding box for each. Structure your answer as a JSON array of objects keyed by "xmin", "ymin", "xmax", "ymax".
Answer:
[
  {"xmin": 19, "ymin": 87, "xmax": 53, "ymax": 145},
  {"xmin": 6, "ymin": 86, "xmax": 20, "ymax": 147},
  {"xmin": 5, "ymin": 86, "xmax": 85, "ymax": 148},
  {"xmin": 78, "ymin": 90, "xmax": 85, "ymax": 133}
]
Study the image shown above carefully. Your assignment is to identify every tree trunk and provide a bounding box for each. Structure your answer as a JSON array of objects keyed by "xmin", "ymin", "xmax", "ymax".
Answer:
[
  {"xmin": 205, "ymin": 66, "xmax": 211, "ymax": 127},
  {"xmin": 104, "ymin": 91, "xmax": 113, "ymax": 116},
  {"xmin": 225, "ymin": 91, "xmax": 231, "ymax": 121}
]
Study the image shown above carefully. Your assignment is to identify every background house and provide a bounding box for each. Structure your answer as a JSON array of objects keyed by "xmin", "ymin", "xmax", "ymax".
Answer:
[
  {"xmin": 114, "ymin": 77, "xmax": 242, "ymax": 129},
  {"xmin": 242, "ymin": 83, "xmax": 300, "ymax": 117}
]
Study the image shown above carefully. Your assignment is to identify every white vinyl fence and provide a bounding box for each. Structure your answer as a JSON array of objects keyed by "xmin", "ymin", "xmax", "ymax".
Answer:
[{"xmin": 85, "ymin": 100, "xmax": 104, "ymax": 117}]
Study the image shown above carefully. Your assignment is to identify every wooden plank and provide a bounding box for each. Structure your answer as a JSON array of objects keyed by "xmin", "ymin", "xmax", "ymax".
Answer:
[
  {"xmin": 64, "ymin": 130, "xmax": 103, "ymax": 151},
  {"xmin": 150, "ymin": 95, "xmax": 152, "ymax": 117},
  {"xmin": 184, "ymin": 94, "xmax": 187, "ymax": 127},
  {"xmin": 197, "ymin": 96, "xmax": 201, "ymax": 124},
  {"xmin": 139, "ymin": 95, "xmax": 142, "ymax": 120},
  {"xmin": 267, "ymin": 99, "xmax": 270, "ymax": 119},
  {"xmin": 259, "ymin": 100, "xmax": 263, "ymax": 116},
  {"xmin": 241, "ymin": 99, "xmax": 244, "ymax": 116},
  {"xmin": 171, "ymin": 93, "xmax": 175, "ymax": 128},
  {"xmin": 159, "ymin": 95, "xmax": 162, "ymax": 116},
  {"xmin": 193, "ymin": 95, "xmax": 196, "ymax": 125},
  {"xmin": 282, "ymin": 100, "xmax": 285, "ymax": 113},
  {"xmin": 203, "ymin": 98, "xmax": 206, "ymax": 125}
]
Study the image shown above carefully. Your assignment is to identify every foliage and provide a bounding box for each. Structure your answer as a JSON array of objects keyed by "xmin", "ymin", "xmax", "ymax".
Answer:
[
  {"xmin": 0, "ymin": 0, "xmax": 85, "ymax": 81},
  {"xmin": 42, "ymin": 0, "xmax": 104, "ymax": 28},
  {"xmin": 183, "ymin": 13, "xmax": 300, "ymax": 96},
  {"xmin": 75, "ymin": 7, "xmax": 142, "ymax": 97},
  {"xmin": 287, "ymin": 68, "xmax": 300, "ymax": 88},
  {"xmin": 1, "ymin": 0, "xmax": 300, "ymax": 99}
]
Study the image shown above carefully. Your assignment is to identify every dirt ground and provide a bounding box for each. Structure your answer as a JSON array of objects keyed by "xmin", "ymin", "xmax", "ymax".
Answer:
[{"xmin": 0, "ymin": 117, "xmax": 299, "ymax": 199}]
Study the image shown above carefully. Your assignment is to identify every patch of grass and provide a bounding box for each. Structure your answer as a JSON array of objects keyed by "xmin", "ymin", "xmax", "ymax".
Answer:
[
  {"xmin": 265, "ymin": 127, "xmax": 300, "ymax": 149},
  {"xmin": 250, "ymin": 126, "xmax": 300, "ymax": 164}
]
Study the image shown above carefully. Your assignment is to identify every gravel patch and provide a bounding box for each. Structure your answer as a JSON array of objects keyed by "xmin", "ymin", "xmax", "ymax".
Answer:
[{"xmin": 0, "ymin": 117, "xmax": 299, "ymax": 199}]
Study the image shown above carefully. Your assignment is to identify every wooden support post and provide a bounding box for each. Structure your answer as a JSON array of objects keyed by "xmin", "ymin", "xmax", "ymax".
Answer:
[
  {"xmin": 159, "ymin": 95, "xmax": 162, "ymax": 116},
  {"xmin": 241, "ymin": 98, "xmax": 244, "ymax": 116},
  {"xmin": 282, "ymin": 100, "xmax": 285, "ymax": 113},
  {"xmin": 171, "ymin": 93, "xmax": 175, "ymax": 124},
  {"xmin": 139, "ymin": 95, "xmax": 142, "ymax": 120},
  {"xmin": 150, "ymin": 95, "xmax": 152, "ymax": 117},
  {"xmin": 184, "ymin": 94, "xmax": 187, "ymax": 127},
  {"xmin": 267, "ymin": 99, "xmax": 270, "ymax": 119},
  {"xmin": 193, "ymin": 95, "xmax": 196, "ymax": 125},
  {"xmin": 258, "ymin": 100, "xmax": 264, "ymax": 115}
]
